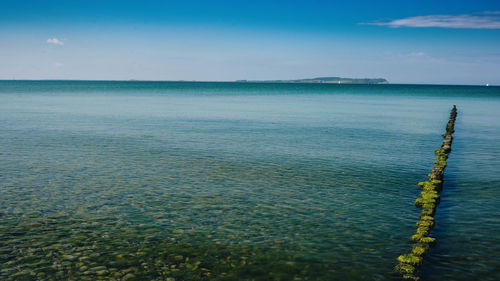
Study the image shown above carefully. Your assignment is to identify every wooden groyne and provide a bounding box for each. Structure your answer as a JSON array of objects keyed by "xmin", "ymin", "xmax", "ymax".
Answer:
[{"xmin": 396, "ymin": 105, "xmax": 457, "ymax": 280}]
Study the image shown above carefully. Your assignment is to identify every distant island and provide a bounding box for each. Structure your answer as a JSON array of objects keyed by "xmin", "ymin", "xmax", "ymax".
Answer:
[{"xmin": 236, "ymin": 77, "xmax": 389, "ymax": 84}]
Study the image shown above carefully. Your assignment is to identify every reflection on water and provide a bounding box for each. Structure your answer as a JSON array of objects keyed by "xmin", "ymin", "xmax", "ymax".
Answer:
[{"xmin": 0, "ymin": 82, "xmax": 499, "ymax": 280}]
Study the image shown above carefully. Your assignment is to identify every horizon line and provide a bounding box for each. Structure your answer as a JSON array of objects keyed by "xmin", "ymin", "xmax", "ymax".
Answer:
[{"xmin": 0, "ymin": 79, "xmax": 496, "ymax": 87}]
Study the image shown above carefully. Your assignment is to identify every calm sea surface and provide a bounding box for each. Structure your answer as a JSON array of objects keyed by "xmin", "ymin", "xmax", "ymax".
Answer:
[{"xmin": 1, "ymin": 81, "xmax": 499, "ymax": 280}]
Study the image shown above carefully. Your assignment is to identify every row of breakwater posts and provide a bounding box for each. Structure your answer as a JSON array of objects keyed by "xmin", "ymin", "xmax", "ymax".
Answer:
[{"xmin": 396, "ymin": 105, "xmax": 458, "ymax": 281}]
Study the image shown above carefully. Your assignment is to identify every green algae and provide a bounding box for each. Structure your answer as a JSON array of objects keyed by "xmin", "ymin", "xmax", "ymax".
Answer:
[
  {"xmin": 403, "ymin": 274, "xmax": 421, "ymax": 280},
  {"xmin": 397, "ymin": 254, "xmax": 423, "ymax": 265},
  {"xmin": 434, "ymin": 148, "xmax": 446, "ymax": 155},
  {"xmin": 411, "ymin": 244, "xmax": 429, "ymax": 256},
  {"xmin": 416, "ymin": 219, "xmax": 434, "ymax": 229},
  {"xmin": 429, "ymin": 179, "xmax": 442, "ymax": 186},
  {"xmin": 410, "ymin": 233, "xmax": 437, "ymax": 244},
  {"xmin": 419, "ymin": 207, "xmax": 434, "ymax": 217},
  {"xmin": 419, "ymin": 216, "xmax": 434, "ymax": 222},
  {"xmin": 396, "ymin": 106, "xmax": 457, "ymax": 279},
  {"xmin": 395, "ymin": 263, "xmax": 416, "ymax": 275},
  {"xmin": 411, "ymin": 233, "xmax": 425, "ymax": 242},
  {"xmin": 414, "ymin": 191, "xmax": 440, "ymax": 207},
  {"xmin": 419, "ymin": 237, "xmax": 436, "ymax": 244}
]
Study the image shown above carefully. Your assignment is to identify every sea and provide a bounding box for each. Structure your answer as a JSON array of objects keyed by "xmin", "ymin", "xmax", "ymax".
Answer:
[{"xmin": 0, "ymin": 81, "xmax": 499, "ymax": 280}]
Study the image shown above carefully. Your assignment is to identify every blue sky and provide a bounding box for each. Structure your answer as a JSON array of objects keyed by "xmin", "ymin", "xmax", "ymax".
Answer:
[{"xmin": 1, "ymin": 0, "xmax": 500, "ymax": 84}]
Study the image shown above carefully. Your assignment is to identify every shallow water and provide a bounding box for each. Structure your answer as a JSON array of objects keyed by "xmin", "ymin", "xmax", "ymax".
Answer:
[{"xmin": 0, "ymin": 81, "xmax": 499, "ymax": 280}]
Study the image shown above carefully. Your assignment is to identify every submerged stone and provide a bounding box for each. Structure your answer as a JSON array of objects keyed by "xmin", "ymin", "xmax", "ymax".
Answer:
[
  {"xmin": 173, "ymin": 229, "xmax": 185, "ymax": 234},
  {"xmin": 62, "ymin": 254, "xmax": 77, "ymax": 261},
  {"xmin": 90, "ymin": 266, "xmax": 107, "ymax": 272},
  {"xmin": 95, "ymin": 269, "xmax": 109, "ymax": 275},
  {"xmin": 122, "ymin": 273, "xmax": 136, "ymax": 280}
]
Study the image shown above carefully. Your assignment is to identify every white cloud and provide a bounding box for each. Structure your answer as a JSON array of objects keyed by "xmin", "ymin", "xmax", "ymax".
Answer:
[
  {"xmin": 366, "ymin": 13, "xmax": 500, "ymax": 29},
  {"xmin": 403, "ymin": 52, "xmax": 426, "ymax": 58},
  {"xmin": 386, "ymin": 51, "xmax": 445, "ymax": 64},
  {"xmin": 482, "ymin": 11, "xmax": 500, "ymax": 15},
  {"xmin": 47, "ymin": 38, "xmax": 64, "ymax": 45},
  {"xmin": 53, "ymin": 62, "xmax": 64, "ymax": 67}
]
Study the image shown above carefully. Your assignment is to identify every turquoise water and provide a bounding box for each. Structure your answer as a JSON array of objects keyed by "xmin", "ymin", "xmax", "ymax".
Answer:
[{"xmin": 0, "ymin": 81, "xmax": 499, "ymax": 280}]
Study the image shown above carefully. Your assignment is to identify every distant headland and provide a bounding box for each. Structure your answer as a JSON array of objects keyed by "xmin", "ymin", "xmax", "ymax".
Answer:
[{"xmin": 236, "ymin": 77, "xmax": 389, "ymax": 84}]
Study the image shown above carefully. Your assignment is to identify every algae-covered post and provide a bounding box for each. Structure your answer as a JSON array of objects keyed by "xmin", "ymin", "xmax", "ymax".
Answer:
[{"xmin": 395, "ymin": 105, "xmax": 457, "ymax": 281}]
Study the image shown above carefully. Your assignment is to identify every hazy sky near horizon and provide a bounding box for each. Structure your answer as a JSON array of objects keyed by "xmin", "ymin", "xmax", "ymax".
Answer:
[{"xmin": 1, "ymin": 0, "xmax": 500, "ymax": 84}]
